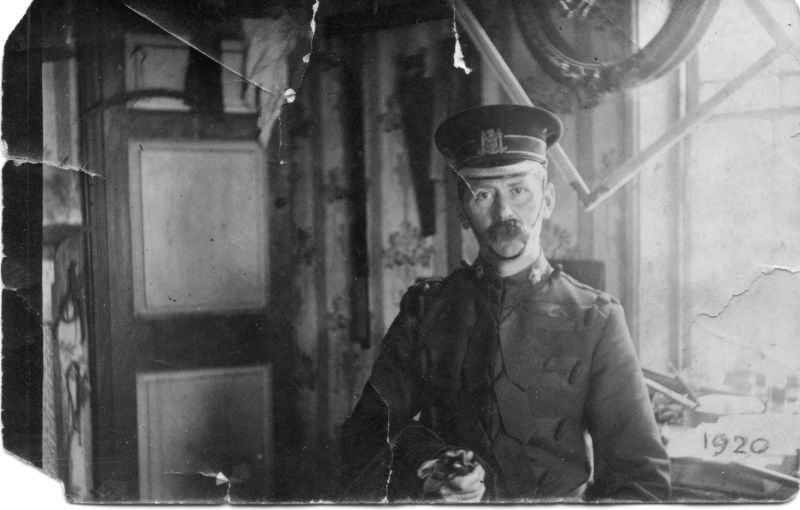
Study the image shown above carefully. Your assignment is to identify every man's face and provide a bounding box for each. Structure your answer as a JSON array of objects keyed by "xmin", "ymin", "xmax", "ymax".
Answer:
[{"xmin": 460, "ymin": 162, "xmax": 554, "ymax": 261}]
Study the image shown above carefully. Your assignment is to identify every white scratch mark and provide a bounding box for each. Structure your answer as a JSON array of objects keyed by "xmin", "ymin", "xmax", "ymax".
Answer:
[
  {"xmin": 6, "ymin": 153, "xmax": 104, "ymax": 179},
  {"xmin": 303, "ymin": 0, "xmax": 320, "ymax": 65},
  {"xmin": 277, "ymin": 114, "xmax": 283, "ymax": 165},
  {"xmin": 196, "ymin": 469, "xmax": 233, "ymax": 503},
  {"xmin": 383, "ymin": 396, "xmax": 393, "ymax": 503},
  {"xmin": 294, "ymin": 0, "xmax": 319, "ymax": 93},
  {"xmin": 451, "ymin": 167, "xmax": 477, "ymax": 198},
  {"xmin": 450, "ymin": 1, "xmax": 473, "ymax": 74},
  {"xmin": 371, "ymin": 387, "xmax": 393, "ymax": 502},
  {"xmin": 214, "ymin": 471, "xmax": 229, "ymax": 486},
  {"xmin": 227, "ymin": 232, "xmax": 253, "ymax": 250},
  {"xmin": 693, "ymin": 265, "xmax": 800, "ymax": 321},
  {"xmin": 122, "ymin": 3, "xmax": 278, "ymax": 100},
  {"xmin": 3, "ymin": 287, "xmax": 43, "ymax": 319}
]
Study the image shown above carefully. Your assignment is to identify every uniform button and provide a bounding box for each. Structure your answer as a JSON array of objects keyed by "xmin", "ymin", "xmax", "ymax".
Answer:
[
  {"xmin": 568, "ymin": 360, "xmax": 584, "ymax": 384},
  {"xmin": 553, "ymin": 418, "xmax": 566, "ymax": 441},
  {"xmin": 537, "ymin": 469, "xmax": 551, "ymax": 486},
  {"xmin": 584, "ymin": 305, "xmax": 600, "ymax": 326}
]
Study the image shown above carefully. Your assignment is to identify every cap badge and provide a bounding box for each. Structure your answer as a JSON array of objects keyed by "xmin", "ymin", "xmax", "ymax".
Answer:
[{"xmin": 478, "ymin": 128, "xmax": 507, "ymax": 156}]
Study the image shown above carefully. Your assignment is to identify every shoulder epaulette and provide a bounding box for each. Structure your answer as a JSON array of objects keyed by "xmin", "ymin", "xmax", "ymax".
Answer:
[
  {"xmin": 403, "ymin": 277, "xmax": 445, "ymax": 318},
  {"xmin": 409, "ymin": 276, "xmax": 445, "ymax": 293},
  {"xmin": 558, "ymin": 270, "xmax": 620, "ymax": 306}
]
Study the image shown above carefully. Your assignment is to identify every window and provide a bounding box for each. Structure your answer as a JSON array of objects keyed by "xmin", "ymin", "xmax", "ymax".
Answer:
[
  {"xmin": 637, "ymin": 0, "xmax": 800, "ymax": 392},
  {"xmin": 685, "ymin": 0, "xmax": 800, "ymax": 390}
]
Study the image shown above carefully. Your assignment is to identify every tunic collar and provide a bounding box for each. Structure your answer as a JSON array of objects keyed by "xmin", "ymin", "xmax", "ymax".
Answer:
[{"xmin": 467, "ymin": 250, "xmax": 553, "ymax": 290}]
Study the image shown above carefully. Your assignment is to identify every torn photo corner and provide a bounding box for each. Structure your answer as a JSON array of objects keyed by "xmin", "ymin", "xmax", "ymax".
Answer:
[{"xmin": 2, "ymin": 0, "xmax": 800, "ymax": 505}]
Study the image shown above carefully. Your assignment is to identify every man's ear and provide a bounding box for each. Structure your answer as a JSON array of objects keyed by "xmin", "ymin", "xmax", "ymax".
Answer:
[
  {"xmin": 456, "ymin": 188, "xmax": 472, "ymax": 229},
  {"xmin": 459, "ymin": 210, "xmax": 471, "ymax": 230},
  {"xmin": 542, "ymin": 179, "xmax": 556, "ymax": 220}
]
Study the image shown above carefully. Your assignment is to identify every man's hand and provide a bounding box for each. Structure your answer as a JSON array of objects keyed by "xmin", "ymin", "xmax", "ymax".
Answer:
[
  {"xmin": 434, "ymin": 462, "xmax": 486, "ymax": 502},
  {"xmin": 417, "ymin": 449, "xmax": 486, "ymax": 502},
  {"xmin": 651, "ymin": 392, "xmax": 684, "ymax": 425}
]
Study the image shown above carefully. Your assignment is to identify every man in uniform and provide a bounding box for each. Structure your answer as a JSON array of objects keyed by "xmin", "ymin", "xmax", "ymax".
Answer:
[{"xmin": 340, "ymin": 105, "xmax": 670, "ymax": 502}]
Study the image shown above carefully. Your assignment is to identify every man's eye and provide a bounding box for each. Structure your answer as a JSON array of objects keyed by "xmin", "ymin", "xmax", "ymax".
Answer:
[
  {"xmin": 475, "ymin": 191, "xmax": 492, "ymax": 201},
  {"xmin": 512, "ymin": 187, "xmax": 528, "ymax": 195}
]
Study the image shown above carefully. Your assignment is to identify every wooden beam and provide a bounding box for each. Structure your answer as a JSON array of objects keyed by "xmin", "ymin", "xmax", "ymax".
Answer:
[
  {"xmin": 586, "ymin": 0, "xmax": 800, "ymax": 212},
  {"xmin": 644, "ymin": 378, "xmax": 699, "ymax": 410},
  {"xmin": 455, "ymin": 0, "xmax": 797, "ymax": 213},
  {"xmin": 322, "ymin": 0, "xmax": 450, "ymax": 38},
  {"xmin": 453, "ymin": 0, "xmax": 591, "ymax": 202},
  {"xmin": 584, "ymin": 45, "xmax": 785, "ymax": 212},
  {"xmin": 743, "ymin": 0, "xmax": 796, "ymax": 47},
  {"xmin": 729, "ymin": 462, "xmax": 800, "ymax": 488}
]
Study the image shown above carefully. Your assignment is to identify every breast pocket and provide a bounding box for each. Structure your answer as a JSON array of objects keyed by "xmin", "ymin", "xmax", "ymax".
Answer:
[
  {"xmin": 524, "ymin": 357, "xmax": 588, "ymax": 424},
  {"xmin": 523, "ymin": 356, "xmax": 587, "ymax": 388}
]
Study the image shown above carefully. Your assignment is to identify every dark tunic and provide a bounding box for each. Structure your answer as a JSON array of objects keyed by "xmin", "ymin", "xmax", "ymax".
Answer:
[{"xmin": 340, "ymin": 259, "xmax": 670, "ymax": 502}]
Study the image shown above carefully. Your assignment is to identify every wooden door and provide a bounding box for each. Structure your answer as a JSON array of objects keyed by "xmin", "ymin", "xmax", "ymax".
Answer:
[{"xmin": 78, "ymin": 4, "xmax": 277, "ymax": 500}]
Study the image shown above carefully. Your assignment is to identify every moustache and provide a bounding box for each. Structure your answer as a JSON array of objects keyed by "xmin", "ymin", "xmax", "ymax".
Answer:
[{"xmin": 487, "ymin": 219, "xmax": 530, "ymax": 243}]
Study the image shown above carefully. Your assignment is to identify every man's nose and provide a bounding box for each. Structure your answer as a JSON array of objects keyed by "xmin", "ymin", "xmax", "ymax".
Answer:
[{"xmin": 493, "ymin": 192, "xmax": 514, "ymax": 220}]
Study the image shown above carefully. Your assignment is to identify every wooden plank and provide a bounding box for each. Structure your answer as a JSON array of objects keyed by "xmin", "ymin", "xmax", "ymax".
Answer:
[
  {"xmin": 585, "ymin": 45, "xmax": 786, "ymax": 212},
  {"xmin": 135, "ymin": 365, "xmax": 273, "ymax": 502},
  {"xmin": 743, "ymin": 0, "xmax": 796, "ymax": 47},
  {"xmin": 644, "ymin": 378, "xmax": 699, "ymax": 410},
  {"xmin": 361, "ymin": 31, "xmax": 386, "ymax": 352},
  {"xmin": 340, "ymin": 36, "xmax": 371, "ymax": 349},
  {"xmin": 729, "ymin": 461, "xmax": 800, "ymax": 488},
  {"xmin": 454, "ymin": 0, "xmax": 796, "ymax": 214},
  {"xmin": 453, "ymin": 0, "xmax": 591, "ymax": 201}
]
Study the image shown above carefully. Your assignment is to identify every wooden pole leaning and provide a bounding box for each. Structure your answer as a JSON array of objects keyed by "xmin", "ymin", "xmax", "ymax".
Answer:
[{"xmin": 453, "ymin": 0, "xmax": 592, "ymax": 204}]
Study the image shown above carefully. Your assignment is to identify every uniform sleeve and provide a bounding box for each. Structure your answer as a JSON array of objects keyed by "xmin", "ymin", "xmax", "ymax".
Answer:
[
  {"xmin": 340, "ymin": 291, "xmax": 447, "ymax": 501},
  {"xmin": 583, "ymin": 304, "xmax": 671, "ymax": 501}
]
